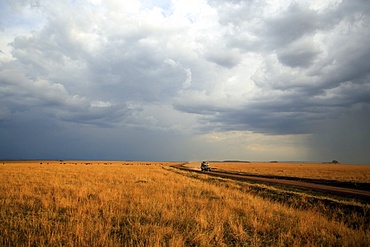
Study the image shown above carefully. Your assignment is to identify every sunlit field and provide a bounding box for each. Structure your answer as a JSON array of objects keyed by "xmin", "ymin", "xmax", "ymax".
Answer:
[
  {"xmin": 205, "ymin": 162, "xmax": 370, "ymax": 183},
  {"xmin": 0, "ymin": 161, "xmax": 369, "ymax": 246}
]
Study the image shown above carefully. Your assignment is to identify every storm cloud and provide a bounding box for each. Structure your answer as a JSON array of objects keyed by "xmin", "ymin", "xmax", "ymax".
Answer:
[{"xmin": 1, "ymin": 0, "xmax": 369, "ymax": 163}]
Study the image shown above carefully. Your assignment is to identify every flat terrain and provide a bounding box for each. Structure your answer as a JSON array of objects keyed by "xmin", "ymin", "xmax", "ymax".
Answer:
[
  {"xmin": 0, "ymin": 161, "xmax": 369, "ymax": 246},
  {"xmin": 186, "ymin": 162, "xmax": 370, "ymax": 183},
  {"xmin": 177, "ymin": 163, "xmax": 370, "ymax": 203},
  {"xmin": 179, "ymin": 162, "xmax": 370, "ymax": 202}
]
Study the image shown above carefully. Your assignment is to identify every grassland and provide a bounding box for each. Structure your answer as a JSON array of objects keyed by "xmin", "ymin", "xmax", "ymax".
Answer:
[
  {"xmin": 0, "ymin": 161, "xmax": 369, "ymax": 246},
  {"xmin": 204, "ymin": 162, "xmax": 370, "ymax": 183}
]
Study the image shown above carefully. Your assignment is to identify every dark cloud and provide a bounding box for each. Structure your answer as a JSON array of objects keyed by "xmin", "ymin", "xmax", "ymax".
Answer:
[
  {"xmin": 262, "ymin": 3, "xmax": 319, "ymax": 47},
  {"xmin": 309, "ymin": 105, "xmax": 370, "ymax": 164},
  {"xmin": 175, "ymin": 90, "xmax": 319, "ymax": 135},
  {"xmin": 0, "ymin": 0, "xmax": 369, "ymax": 163},
  {"xmin": 0, "ymin": 112, "xmax": 191, "ymax": 161},
  {"xmin": 276, "ymin": 38, "xmax": 321, "ymax": 68},
  {"xmin": 205, "ymin": 49, "xmax": 241, "ymax": 68}
]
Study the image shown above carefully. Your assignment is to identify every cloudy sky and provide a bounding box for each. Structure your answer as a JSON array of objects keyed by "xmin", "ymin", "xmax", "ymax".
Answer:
[{"xmin": 1, "ymin": 0, "xmax": 369, "ymax": 163}]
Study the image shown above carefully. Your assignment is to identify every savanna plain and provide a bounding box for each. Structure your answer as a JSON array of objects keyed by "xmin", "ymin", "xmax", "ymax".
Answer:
[{"xmin": 0, "ymin": 161, "xmax": 369, "ymax": 246}]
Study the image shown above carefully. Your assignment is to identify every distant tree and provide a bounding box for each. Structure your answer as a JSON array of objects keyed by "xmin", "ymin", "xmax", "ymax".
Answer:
[{"xmin": 332, "ymin": 160, "xmax": 339, "ymax": 164}]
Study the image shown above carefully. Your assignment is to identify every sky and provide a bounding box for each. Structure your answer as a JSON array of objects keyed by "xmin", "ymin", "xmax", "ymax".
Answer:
[{"xmin": 1, "ymin": 0, "xmax": 370, "ymax": 164}]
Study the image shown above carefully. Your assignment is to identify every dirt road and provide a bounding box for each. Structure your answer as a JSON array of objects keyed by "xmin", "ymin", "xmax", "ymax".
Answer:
[{"xmin": 173, "ymin": 163, "xmax": 370, "ymax": 203}]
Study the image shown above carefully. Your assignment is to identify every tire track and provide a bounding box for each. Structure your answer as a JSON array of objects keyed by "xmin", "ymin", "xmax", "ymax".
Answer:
[{"xmin": 173, "ymin": 164, "xmax": 370, "ymax": 203}]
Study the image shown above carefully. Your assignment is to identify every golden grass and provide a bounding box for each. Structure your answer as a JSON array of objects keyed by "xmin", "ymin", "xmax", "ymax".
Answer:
[
  {"xmin": 0, "ymin": 161, "xmax": 369, "ymax": 246},
  {"xmin": 204, "ymin": 162, "xmax": 370, "ymax": 183}
]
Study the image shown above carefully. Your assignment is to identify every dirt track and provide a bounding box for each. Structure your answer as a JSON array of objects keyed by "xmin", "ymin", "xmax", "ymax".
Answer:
[{"xmin": 174, "ymin": 164, "xmax": 370, "ymax": 203}]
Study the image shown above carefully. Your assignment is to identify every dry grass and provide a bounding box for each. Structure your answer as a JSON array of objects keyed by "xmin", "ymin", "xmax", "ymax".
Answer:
[
  {"xmin": 205, "ymin": 162, "xmax": 370, "ymax": 183},
  {"xmin": 0, "ymin": 161, "xmax": 369, "ymax": 246}
]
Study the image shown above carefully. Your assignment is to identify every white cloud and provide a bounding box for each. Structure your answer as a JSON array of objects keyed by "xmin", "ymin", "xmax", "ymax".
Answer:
[
  {"xmin": 90, "ymin": 101, "xmax": 113, "ymax": 108},
  {"xmin": 309, "ymin": 0, "xmax": 342, "ymax": 11}
]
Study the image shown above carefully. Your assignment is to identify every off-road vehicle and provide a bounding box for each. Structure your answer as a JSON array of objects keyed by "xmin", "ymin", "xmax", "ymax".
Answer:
[{"xmin": 200, "ymin": 161, "xmax": 211, "ymax": 171}]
